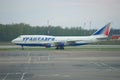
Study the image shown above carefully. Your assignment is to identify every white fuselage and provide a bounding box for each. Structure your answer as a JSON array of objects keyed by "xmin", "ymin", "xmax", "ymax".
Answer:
[{"xmin": 11, "ymin": 35, "xmax": 106, "ymax": 47}]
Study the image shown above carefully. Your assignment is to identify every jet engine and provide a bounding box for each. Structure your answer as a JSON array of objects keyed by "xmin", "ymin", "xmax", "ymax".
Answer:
[
  {"xmin": 45, "ymin": 43, "xmax": 51, "ymax": 48},
  {"xmin": 58, "ymin": 42, "xmax": 64, "ymax": 47},
  {"xmin": 56, "ymin": 42, "xmax": 65, "ymax": 49}
]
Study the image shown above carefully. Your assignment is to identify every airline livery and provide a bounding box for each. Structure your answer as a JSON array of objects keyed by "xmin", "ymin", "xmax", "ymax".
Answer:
[{"xmin": 11, "ymin": 23, "xmax": 111, "ymax": 50}]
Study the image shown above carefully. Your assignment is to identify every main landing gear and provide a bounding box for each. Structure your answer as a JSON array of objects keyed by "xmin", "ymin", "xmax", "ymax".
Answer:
[
  {"xmin": 56, "ymin": 46, "xmax": 64, "ymax": 50},
  {"xmin": 21, "ymin": 45, "xmax": 24, "ymax": 50},
  {"xmin": 56, "ymin": 42, "xmax": 65, "ymax": 50}
]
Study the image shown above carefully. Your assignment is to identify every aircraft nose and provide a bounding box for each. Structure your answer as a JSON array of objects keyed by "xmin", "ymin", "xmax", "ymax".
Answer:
[{"xmin": 11, "ymin": 39, "xmax": 16, "ymax": 43}]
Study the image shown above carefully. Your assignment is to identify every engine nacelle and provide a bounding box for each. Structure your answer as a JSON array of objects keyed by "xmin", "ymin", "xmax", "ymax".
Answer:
[
  {"xmin": 58, "ymin": 42, "xmax": 64, "ymax": 47},
  {"xmin": 45, "ymin": 43, "xmax": 51, "ymax": 48}
]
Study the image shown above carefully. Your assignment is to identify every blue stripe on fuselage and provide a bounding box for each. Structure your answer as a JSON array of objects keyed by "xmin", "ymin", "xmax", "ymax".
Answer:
[
  {"xmin": 16, "ymin": 43, "xmax": 88, "ymax": 47},
  {"xmin": 16, "ymin": 43, "xmax": 45, "ymax": 46},
  {"xmin": 69, "ymin": 43, "xmax": 88, "ymax": 46}
]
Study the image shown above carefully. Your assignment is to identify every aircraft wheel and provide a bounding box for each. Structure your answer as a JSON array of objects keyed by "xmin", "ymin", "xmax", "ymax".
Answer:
[
  {"xmin": 60, "ymin": 46, "xmax": 64, "ymax": 50},
  {"xmin": 56, "ymin": 46, "xmax": 59, "ymax": 50}
]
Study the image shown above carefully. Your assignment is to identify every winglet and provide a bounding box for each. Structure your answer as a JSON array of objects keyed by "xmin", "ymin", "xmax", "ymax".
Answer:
[{"xmin": 92, "ymin": 23, "xmax": 111, "ymax": 36}]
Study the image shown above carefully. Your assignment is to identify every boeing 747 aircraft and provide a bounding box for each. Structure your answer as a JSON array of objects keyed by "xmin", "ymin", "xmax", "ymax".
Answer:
[{"xmin": 11, "ymin": 23, "xmax": 111, "ymax": 50}]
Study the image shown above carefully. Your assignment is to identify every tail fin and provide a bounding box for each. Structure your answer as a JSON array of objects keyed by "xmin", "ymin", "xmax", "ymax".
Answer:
[{"xmin": 92, "ymin": 23, "xmax": 111, "ymax": 36}]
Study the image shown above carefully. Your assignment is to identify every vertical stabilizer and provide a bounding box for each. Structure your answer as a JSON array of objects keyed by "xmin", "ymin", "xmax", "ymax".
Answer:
[{"xmin": 92, "ymin": 23, "xmax": 111, "ymax": 36}]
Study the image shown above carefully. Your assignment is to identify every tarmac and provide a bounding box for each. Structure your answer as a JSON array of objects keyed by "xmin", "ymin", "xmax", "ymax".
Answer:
[{"xmin": 0, "ymin": 50, "xmax": 120, "ymax": 80}]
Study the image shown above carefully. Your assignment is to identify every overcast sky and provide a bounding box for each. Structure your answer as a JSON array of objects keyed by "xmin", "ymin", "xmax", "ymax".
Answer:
[{"xmin": 0, "ymin": 0, "xmax": 120, "ymax": 29}]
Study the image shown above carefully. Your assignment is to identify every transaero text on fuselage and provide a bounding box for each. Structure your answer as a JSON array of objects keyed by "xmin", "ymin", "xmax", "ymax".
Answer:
[{"xmin": 23, "ymin": 37, "xmax": 55, "ymax": 41}]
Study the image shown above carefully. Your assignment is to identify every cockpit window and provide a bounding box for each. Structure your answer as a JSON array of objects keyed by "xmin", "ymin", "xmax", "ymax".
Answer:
[{"xmin": 17, "ymin": 36, "xmax": 22, "ymax": 38}]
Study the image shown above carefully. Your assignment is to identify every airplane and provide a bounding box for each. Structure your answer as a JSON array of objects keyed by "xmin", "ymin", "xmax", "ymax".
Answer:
[{"xmin": 11, "ymin": 23, "xmax": 111, "ymax": 50}]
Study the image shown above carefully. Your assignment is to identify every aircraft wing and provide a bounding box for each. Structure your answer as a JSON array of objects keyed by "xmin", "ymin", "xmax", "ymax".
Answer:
[
  {"xmin": 41, "ymin": 39, "xmax": 80, "ymax": 46},
  {"xmin": 53, "ymin": 39, "xmax": 84, "ymax": 46}
]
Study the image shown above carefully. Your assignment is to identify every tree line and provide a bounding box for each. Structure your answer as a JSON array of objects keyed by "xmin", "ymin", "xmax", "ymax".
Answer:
[{"xmin": 0, "ymin": 23, "xmax": 119, "ymax": 41}]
